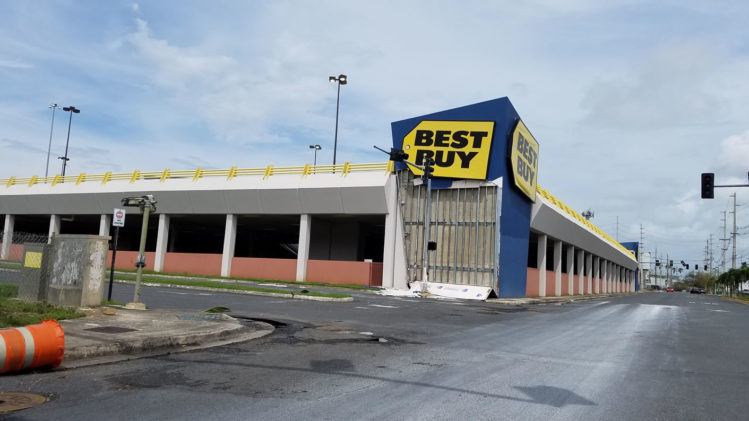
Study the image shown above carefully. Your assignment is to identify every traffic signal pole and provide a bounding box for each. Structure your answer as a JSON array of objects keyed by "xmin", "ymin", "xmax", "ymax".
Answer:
[{"xmin": 374, "ymin": 145, "xmax": 435, "ymax": 297}]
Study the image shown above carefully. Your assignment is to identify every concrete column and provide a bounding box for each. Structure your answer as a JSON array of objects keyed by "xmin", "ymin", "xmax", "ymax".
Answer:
[
  {"xmin": 553, "ymin": 240, "xmax": 562, "ymax": 297},
  {"xmin": 296, "ymin": 214, "xmax": 311, "ymax": 282},
  {"xmin": 537, "ymin": 234, "xmax": 547, "ymax": 297},
  {"xmin": 99, "ymin": 214, "xmax": 111, "ymax": 237},
  {"xmin": 601, "ymin": 260, "xmax": 610, "ymax": 294},
  {"xmin": 566, "ymin": 245, "xmax": 575, "ymax": 295},
  {"xmin": 48, "ymin": 215, "xmax": 60, "ymax": 244},
  {"xmin": 1, "ymin": 214, "xmax": 14, "ymax": 260},
  {"xmin": 631, "ymin": 271, "xmax": 636, "ymax": 292},
  {"xmin": 590, "ymin": 255, "xmax": 598, "ymax": 294},
  {"xmin": 576, "ymin": 250, "xmax": 584, "ymax": 295},
  {"xmin": 154, "ymin": 214, "xmax": 170, "ymax": 272},
  {"xmin": 586, "ymin": 253, "xmax": 593, "ymax": 295},
  {"xmin": 382, "ymin": 175, "xmax": 408, "ymax": 289},
  {"xmin": 221, "ymin": 214, "xmax": 237, "ymax": 277},
  {"xmin": 616, "ymin": 266, "xmax": 621, "ymax": 293}
]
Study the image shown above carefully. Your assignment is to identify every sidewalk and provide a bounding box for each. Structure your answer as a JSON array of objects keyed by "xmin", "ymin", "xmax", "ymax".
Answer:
[{"xmin": 60, "ymin": 307, "xmax": 274, "ymax": 368}]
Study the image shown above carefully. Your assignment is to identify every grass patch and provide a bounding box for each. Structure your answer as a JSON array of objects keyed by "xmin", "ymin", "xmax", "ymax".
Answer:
[
  {"xmin": 0, "ymin": 261, "xmax": 21, "ymax": 270},
  {"xmin": 0, "ymin": 299, "xmax": 84, "ymax": 328},
  {"xmin": 0, "ymin": 284, "xmax": 18, "ymax": 299},
  {"xmin": 117, "ymin": 269, "xmax": 372, "ymax": 290},
  {"xmin": 118, "ymin": 276, "xmax": 350, "ymax": 299},
  {"xmin": 0, "ymin": 283, "xmax": 83, "ymax": 328}
]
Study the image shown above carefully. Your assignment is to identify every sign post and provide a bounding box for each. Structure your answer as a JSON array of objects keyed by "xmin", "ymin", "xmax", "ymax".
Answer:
[{"xmin": 108, "ymin": 208, "xmax": 126, "ymax": 301}]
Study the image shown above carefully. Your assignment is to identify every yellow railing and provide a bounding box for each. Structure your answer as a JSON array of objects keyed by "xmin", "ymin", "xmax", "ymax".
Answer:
[
  {"xmin": 0, "ymin": 162, "xmax": 392, "ymax": 188},
  {"xmin": 536, "ymin": 185, "xmax": 637, "ymax": 261}
]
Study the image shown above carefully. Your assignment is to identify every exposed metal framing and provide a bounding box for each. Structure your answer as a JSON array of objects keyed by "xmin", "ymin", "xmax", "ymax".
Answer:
[{"xmin": 398, "ymin": 171, "xmax": 497, "ymax": 288}]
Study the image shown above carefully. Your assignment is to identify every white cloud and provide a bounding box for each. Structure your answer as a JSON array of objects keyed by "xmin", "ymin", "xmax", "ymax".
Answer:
[{"xmin": 717, "ymin": 130, "xmax": 749, "ymax": 175}]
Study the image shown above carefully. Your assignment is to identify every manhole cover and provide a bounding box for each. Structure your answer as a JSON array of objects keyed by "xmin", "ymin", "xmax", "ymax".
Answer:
[
  {"xmin": 85, "ymin": 326, "xmax": 138, "ymax": 334},
  {"xmin": 0, "ymin": 392, "xmax": 47, "ymax": 414}
]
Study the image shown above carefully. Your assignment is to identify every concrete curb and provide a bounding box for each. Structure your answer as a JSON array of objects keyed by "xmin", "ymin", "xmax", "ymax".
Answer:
[
  {"xmin": 487, "ymin": 294, "xmax": 619, "ymax": 306},
  {"xmin": 114, "ymin": 280, "xmax": 354, "ymax": 302},
  {"xmin": 62, "ymin": 320, "xmax": 275, "ymax": 369},
  {"xmin": 722, "ymin": 297, "xmax": 749, "ymax": 305}
]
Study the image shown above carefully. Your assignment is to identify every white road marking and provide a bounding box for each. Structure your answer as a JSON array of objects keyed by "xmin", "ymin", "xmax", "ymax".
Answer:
[
  {"xmin": 358, "ymin": 331, "xmax": 374, "ymax": 336},
  {"xmin": 162, "ymin": 291, "xmax": 213, "ymax": 296},
  {"xmin": 354, "ymin": 306, "xmax": 369, "ymax": 310},
  {"xmin": 707, "ymin": 309, "xmax": 728, "ymax": 313},
  {"xmin": 369, "ymin": 304, "xmax": 398, "ymax": 309}
]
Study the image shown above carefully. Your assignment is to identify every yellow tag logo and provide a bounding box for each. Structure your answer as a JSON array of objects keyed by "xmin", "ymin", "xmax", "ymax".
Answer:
[
  {"xmin": 401, "ymin": 120, "xmax": 495, "ymax": 180},
  {"xmin": 510, "ymin": 119, "xmax": 539, "ymax": 202},
  {"xmin": 24, "ymin": 252, "xmax": 43, "ymax": 269}
]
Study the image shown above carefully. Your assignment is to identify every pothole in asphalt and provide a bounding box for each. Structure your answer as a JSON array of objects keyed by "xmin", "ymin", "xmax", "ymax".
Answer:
[
  {"xmin": 230, "ymin": 316, "xmax": 289, "ymax": 328},
  {"xmin": 0, "ymin": 392, "xmax": 48, "ymax": 414}
]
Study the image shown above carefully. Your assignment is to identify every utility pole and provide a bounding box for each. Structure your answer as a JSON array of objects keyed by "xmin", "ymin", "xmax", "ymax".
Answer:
[
  {"xmin": 721, "ymin": 210, "xmax": 728, "ymax": 273},
  {"xmin": 731, "ymin": 193, "xmax": 738, "ymax": 270},
  {"xmin": 639, "ymin": 224, "xmax": 645, "ymax": 290},
  {"xmin": 616, "ymin": 216, "xmax": 619, "ymax": 242}
]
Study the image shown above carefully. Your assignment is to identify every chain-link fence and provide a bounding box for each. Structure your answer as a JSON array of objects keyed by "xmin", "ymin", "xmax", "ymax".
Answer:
[{"xmin": 0, "ymin": 231, "xmax": 50, "ymax": 262}]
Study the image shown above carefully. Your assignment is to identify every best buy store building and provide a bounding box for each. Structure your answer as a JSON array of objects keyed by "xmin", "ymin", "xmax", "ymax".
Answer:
[{"xmin": 0, "ymin": 98, "xmax": 638, "ymax": 298}]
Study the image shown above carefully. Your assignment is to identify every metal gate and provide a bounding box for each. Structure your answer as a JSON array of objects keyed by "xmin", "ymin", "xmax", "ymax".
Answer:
[{"xmin": 398, "ymin": 171, "xmax": 498, "ymax": 288}]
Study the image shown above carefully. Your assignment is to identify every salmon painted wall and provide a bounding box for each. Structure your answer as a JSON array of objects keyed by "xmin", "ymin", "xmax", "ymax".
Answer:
[
  {"xmin": 545, "ymin": 270, "xmax": 555, "ymax": 297},
  {"xmin": 526, "ymin": 268, "xmax": 539, "ymax": 297},
  {"xmin": 164, "ymin": 253, "xmax": 222, "ymax": 276},
  {"xmin": 231, "ymin": 257, "xmax": 297, "ymax": 281},
  {"xmin": 306, "ymin": 260, "xmax": 383, "ymax": 287},
  {"xmin": 561, "ymin": 274, "xmax": 569, "ymax": 296},
  {"xmin": 107, "ymin": 251, "xmax": 155, "ymax": 271},
  {"xmin": 0, "ymin": 243, "xmax": 25, "ymax": 262}
]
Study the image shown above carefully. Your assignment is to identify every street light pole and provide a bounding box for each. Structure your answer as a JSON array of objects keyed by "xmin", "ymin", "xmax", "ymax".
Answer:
[
  {"xmin": 59, "ymin": 106, "xmax": 80, "ymax": 177},
  {"xmin": 45, "ymin": 104, "xmax": 59, "ymax": 181},
  {"xmin": 309, "ymin": 144, "xmax": 322, "ymax": 166},
  {"xmin": 328, "ymin": 74, "xmax": 347, "ymax": 166}
]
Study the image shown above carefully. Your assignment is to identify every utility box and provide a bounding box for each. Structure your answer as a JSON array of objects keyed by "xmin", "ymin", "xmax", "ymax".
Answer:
[
  {"xmin": 46, "ymin": 234, "xmax": 109, "ymax": 308},
  {"xmin": 18, "ymin": 243, "xmax": 52, "ymax": 301}
]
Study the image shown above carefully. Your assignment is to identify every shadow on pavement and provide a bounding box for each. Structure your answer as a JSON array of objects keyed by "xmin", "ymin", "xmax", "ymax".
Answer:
[{"xmin": 153, "ymin": 355, "xmax": 597, "ymax": 408}]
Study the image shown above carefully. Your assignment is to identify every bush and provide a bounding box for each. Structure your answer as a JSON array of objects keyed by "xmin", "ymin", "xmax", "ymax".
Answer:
[{"xmin": 0, "ymin": 284, "xmax": 18, "ymax": 299}]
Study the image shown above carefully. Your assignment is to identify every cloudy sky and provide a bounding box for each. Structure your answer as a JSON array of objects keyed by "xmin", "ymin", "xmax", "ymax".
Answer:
[{"xmin": 1, "ymin": 0, "xmax": 748, "ymax": 267}]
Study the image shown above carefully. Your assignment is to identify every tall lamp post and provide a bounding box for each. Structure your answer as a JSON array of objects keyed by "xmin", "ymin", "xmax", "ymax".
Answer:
[
  {"xmin": 45, "ymin": 103, "xmax": 60, "ymax": 181},
  {"xmin": 59, "ymin": 105, "xmax": 80, "ymax": 177},
  {"xmin": 328, "ymin": 74, "xmax": 347, "ymax": 165},
  {"xmin": 309, "ymin": 144, "xmax": 322, "ymax": 166}
]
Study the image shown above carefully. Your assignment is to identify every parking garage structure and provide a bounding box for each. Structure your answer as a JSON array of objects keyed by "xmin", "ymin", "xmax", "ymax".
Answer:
[
  {"xmin": 1, "ymin": 97, "xmax": 640, "ymax": 297},
  {"xmin": 0, "ymin": 164, "xmax": 394, "ymax": 287}
]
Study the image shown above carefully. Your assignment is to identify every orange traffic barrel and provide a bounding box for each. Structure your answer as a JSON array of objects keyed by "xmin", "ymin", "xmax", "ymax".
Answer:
[{"xmin": 0, "ymin": 320, "xmax": 64, "ymax": 374}]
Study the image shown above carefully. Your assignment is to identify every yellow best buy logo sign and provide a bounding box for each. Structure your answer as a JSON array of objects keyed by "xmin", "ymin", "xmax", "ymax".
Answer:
[
  {"xmin": 402, "ymin": 120, "xmax": 495, "ymax": 180},
  {"xmin": 510, "ymin": 119, "xmax": 539, "ymax": 202}
]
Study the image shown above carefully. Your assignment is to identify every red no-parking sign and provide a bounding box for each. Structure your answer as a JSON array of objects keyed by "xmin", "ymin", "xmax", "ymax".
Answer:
[{"xmin": 112, "ymin": 208, "xmax": 126, "ymax": 227}]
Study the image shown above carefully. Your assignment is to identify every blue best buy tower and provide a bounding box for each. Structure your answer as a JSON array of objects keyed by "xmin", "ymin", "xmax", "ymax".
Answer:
[{"xmin": 391, "ymin": 97, "xmax": 536, "ymax": 298}]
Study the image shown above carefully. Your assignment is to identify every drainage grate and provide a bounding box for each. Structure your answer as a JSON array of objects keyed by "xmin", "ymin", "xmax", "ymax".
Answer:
[
  {"xmin": 0, "ymin": 392, "xmax": 47, "ymax": 414},
  {"xmin": 84, "ymin": 326, "xmax": 138, "ymax": 334}
]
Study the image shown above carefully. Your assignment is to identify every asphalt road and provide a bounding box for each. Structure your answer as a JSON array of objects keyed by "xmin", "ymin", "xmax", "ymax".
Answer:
[{"xmin": 1, "ymin": 284, "xmax": 748, "ymax": 421}]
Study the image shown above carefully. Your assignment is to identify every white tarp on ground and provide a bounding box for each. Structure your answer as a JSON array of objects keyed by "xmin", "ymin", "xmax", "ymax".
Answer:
[{"xmin": 409, "ymin": 282, "xmax": 493, "ymax": 300}]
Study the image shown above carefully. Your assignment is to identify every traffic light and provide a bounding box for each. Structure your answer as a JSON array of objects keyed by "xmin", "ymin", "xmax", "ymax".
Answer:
[
  {"xmin": 387, "ymin": 148, "xmax": 409, "ymax": 162},
  {"xmin": 655, "ymin": 259, "xmax": 660, "ymax": 266},
  {"xmin": 669, "ymin": 260, "xmax": 673, "ymax": 267},
  {"xmin": 704, "ymin": 265, "xmax": 707, "ymax": 271},
  {"xmin": 422, "ymin": 159, "xmax": 435, "ymax": 181},
  {"xmin": 701, "ymin": 173, "xmax": 714, "ymax": 199},
  {"xmin": 694, "ymin": 264, "xmax": 698, "ymax": 270}
]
